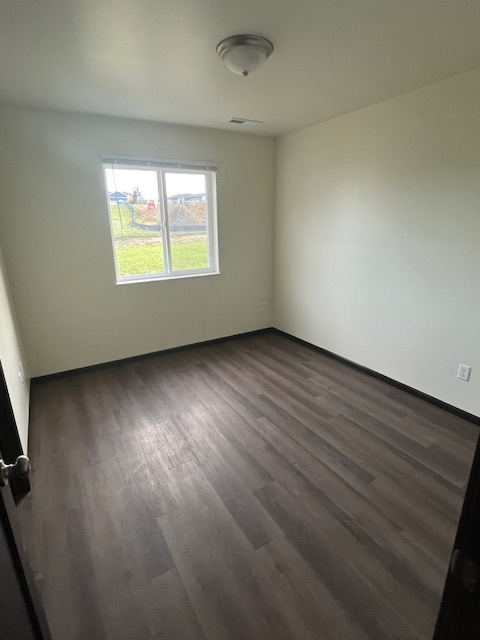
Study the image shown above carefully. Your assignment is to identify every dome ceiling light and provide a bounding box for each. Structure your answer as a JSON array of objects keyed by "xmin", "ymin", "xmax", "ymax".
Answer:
[{"xmin": 216, "ymin": 34, "xmax": 274, "ymax": 77}]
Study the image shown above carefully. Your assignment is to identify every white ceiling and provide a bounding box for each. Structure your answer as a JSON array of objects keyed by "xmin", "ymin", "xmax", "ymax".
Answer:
[{"xmin": 1, "ymin": 0, "xmax": 480, "ymax": 136}]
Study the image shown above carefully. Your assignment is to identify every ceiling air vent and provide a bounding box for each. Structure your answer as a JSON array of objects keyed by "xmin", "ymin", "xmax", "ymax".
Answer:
[{"xmin": 229, "ymin": 117, "xmax": 263, "ymax": 126}]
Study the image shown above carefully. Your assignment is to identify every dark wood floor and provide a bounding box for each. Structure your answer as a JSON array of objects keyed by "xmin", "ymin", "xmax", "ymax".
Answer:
[{"xmin": 19, "ymin": 331, "xmax": 478, "ymax": 640}]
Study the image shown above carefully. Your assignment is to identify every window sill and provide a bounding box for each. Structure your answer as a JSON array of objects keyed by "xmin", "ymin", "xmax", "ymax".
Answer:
[{"xmin": 115, "ymin": 270, "xmax": 221, "ymax": 285}]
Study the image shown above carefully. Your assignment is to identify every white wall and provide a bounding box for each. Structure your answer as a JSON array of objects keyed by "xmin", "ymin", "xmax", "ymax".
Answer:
[
  {"xmin": 0, "ymin": 107, "xmax": 275, "ymax": 376},
  {"xmin": 275, "ymin": 68, "xmax": 480, "ymax": 417},
  {"xmin": 0, "ymin": 243, "xmax": 29, "ymax": 451}
]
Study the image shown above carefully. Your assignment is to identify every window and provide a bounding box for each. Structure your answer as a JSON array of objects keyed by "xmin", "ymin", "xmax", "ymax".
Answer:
[{"xmin": 103, "ymin": 158, "xmax": 219, "ymax": 283}]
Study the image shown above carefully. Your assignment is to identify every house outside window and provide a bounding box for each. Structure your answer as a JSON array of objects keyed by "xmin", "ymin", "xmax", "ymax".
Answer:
[{"xmin": 103, "ymin": 158, "xmax": 219, "ymax": 283}]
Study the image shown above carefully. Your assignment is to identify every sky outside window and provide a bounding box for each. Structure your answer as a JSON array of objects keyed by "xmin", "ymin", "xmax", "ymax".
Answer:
[{"xmin": 105, "ymin": 168, "xmax": 206, "ymax": 199}]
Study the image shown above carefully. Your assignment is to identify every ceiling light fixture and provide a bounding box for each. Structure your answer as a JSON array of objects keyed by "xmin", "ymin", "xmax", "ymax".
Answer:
[{"xmin": 216, "ymin": 34, "xmax": 274, "ymax": 77}]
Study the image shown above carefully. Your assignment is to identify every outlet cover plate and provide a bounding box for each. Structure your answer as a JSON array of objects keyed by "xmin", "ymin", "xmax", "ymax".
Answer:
[{"xmin": 457, "ymin": 364, "xmax": 471, "ymax": 382}]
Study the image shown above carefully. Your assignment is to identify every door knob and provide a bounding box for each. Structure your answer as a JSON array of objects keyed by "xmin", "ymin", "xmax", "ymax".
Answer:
[{"xmin": 0, "ymin": 455, "xmax": 30, "ymax": 486}]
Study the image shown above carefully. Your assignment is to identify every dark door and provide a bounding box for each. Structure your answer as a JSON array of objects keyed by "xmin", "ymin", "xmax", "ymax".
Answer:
[
  {"xmin": 0, "ymin": 362, "xmax": 52, "ymax": 639},
  {"xmin": 0, "ymin": 466, "xmax": 36, "ymax": 640},
  {"xmin": 434, "ymin": 433, "xmax": 480, "ymax": 639},
  {"xmin": 0, "ymin": 453, "xmax": 51, "ymax": 639}
]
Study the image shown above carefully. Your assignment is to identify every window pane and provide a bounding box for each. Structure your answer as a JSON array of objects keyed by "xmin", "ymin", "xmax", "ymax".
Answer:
[
  {"xmin": 105, "ymin": 168, "xmax": 165, "ymax": 277},
  {"xmin": 164, "ymin": 172, "xmax": 209, "ymax": 272}
]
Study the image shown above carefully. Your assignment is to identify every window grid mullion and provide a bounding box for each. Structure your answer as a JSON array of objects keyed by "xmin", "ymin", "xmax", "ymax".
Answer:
[{"xmin": 157, "ymin": 169, "xmax": 172, "ymax": 274}]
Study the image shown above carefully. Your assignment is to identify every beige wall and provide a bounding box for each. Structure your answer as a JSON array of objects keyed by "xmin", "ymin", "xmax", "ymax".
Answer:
[
  {"xmin": 275, "ymin": 68, "xmax": 480, "ymax": 417},
  {"xmin": 0, "ymin": 107, "xmax": 275, "ymax": 377},
  {"xmin": 0, "ymin": 243, "xmax": 29, "ymax": 451}
]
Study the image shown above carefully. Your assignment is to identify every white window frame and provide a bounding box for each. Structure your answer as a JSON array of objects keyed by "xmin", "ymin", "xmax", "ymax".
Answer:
[{"xmin": 103, "ymin": 159, "xmax": 219, "ymax": 284}]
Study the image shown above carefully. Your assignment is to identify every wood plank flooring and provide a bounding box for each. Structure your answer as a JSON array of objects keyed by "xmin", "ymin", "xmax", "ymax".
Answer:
[{"xmin": 18, "ymin": 332, "xmax": 479, "ymax": 640}]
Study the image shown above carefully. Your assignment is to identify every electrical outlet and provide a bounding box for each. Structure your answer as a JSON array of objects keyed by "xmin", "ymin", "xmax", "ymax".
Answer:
[
  {"xmin": 18, "ymin": 362, "xmax": 25, "ymax": 385},
  {"xmin": 457, "ymin": 364, "xmax": 471, "ymax": 382}
]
